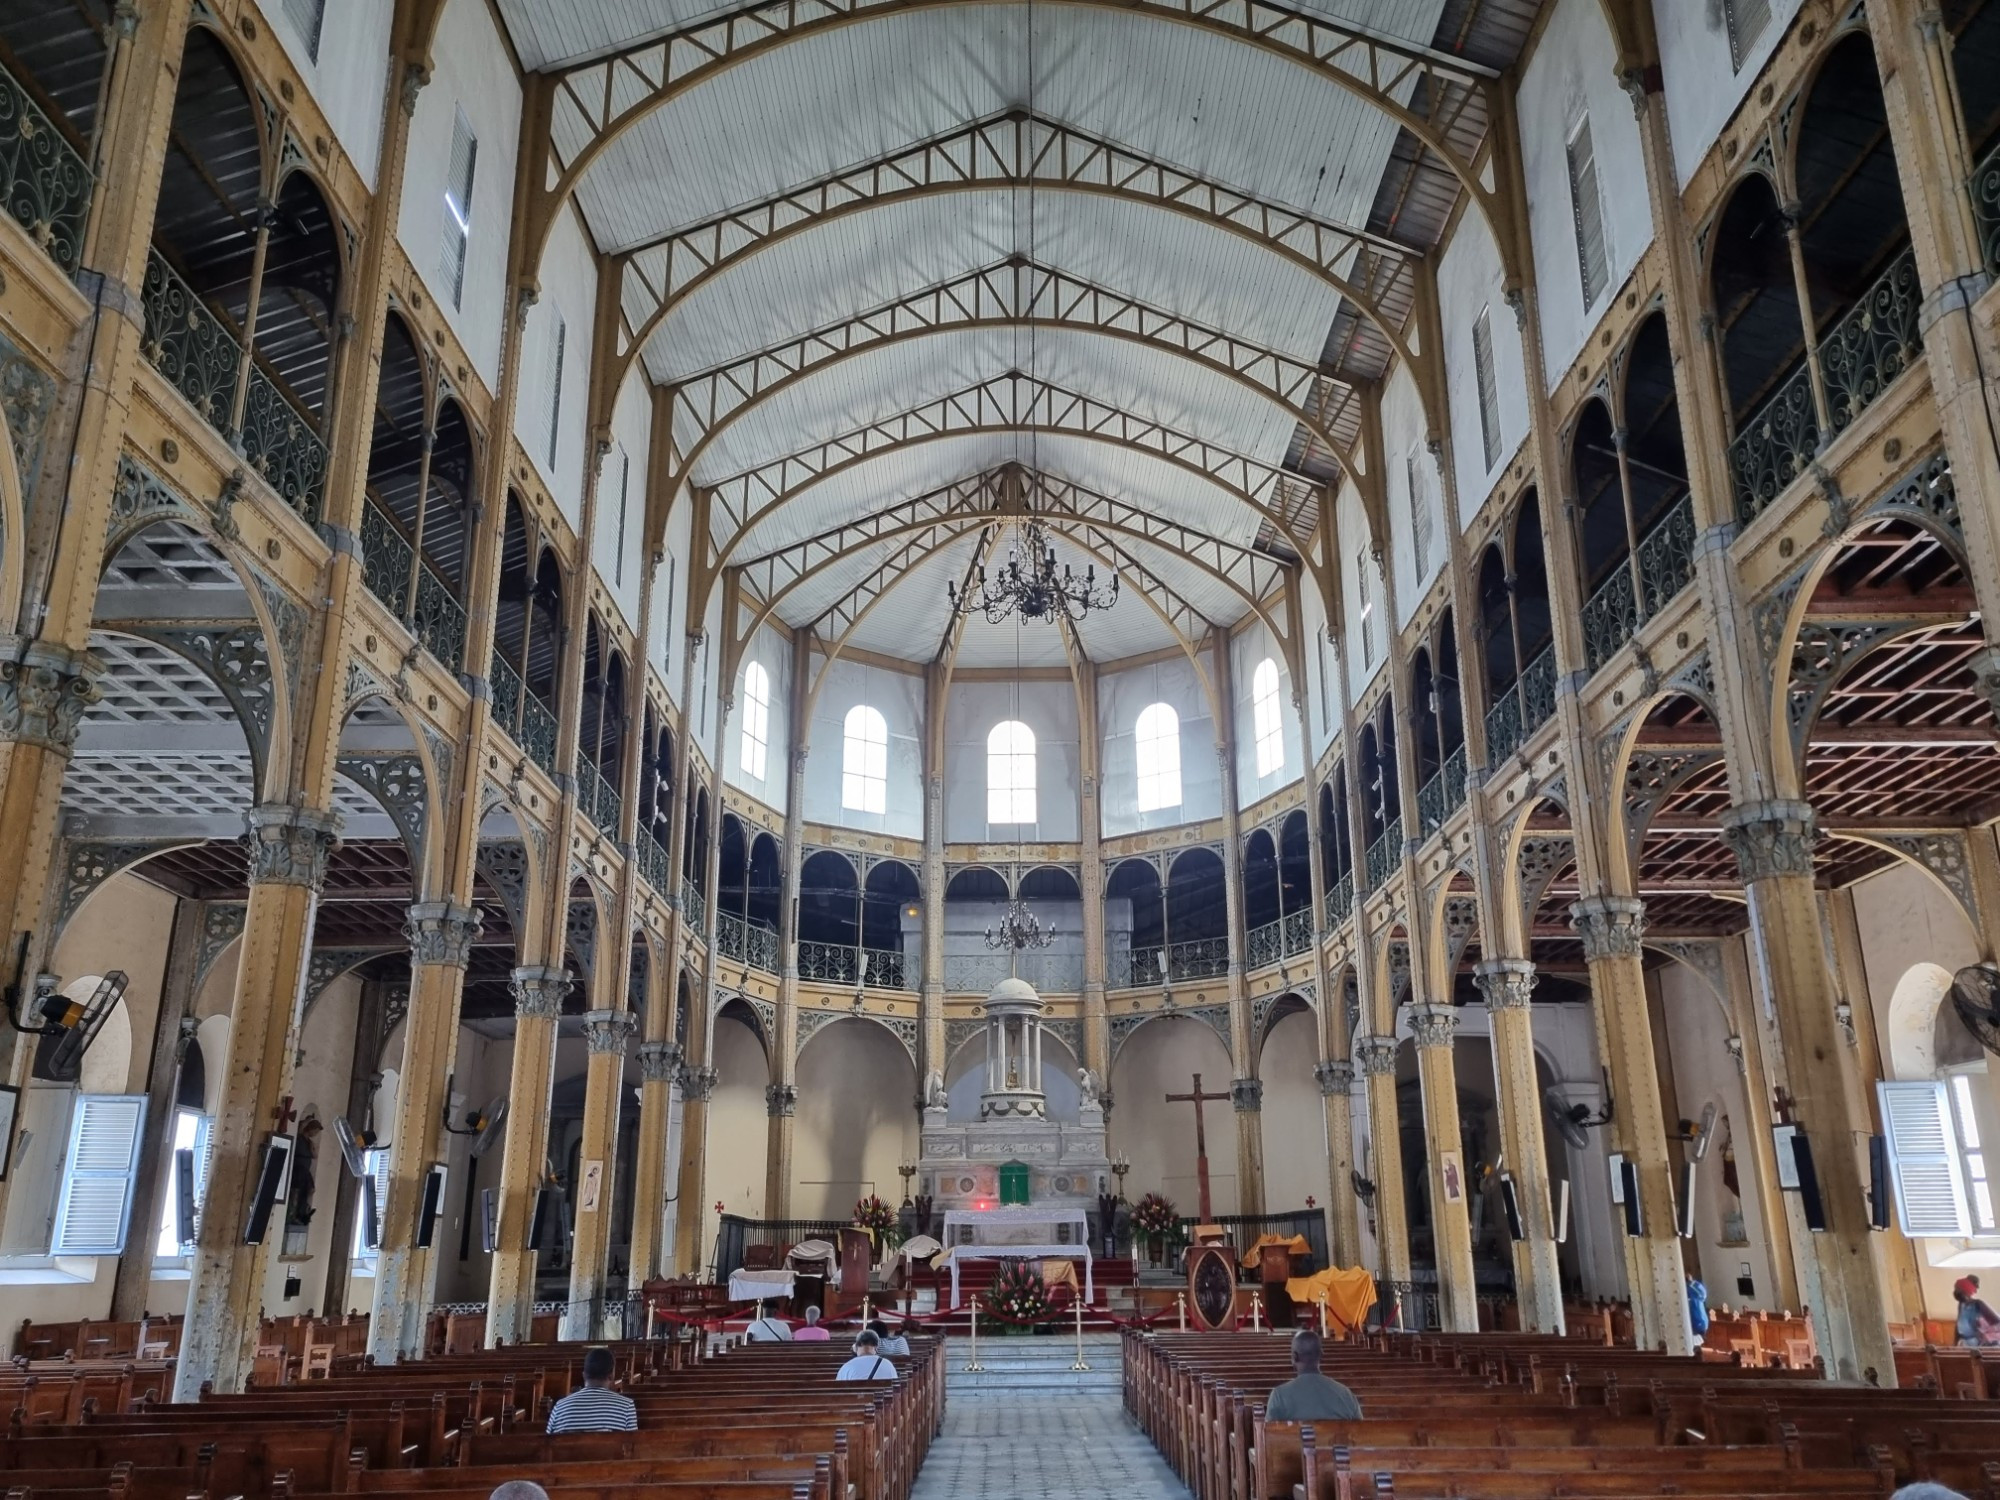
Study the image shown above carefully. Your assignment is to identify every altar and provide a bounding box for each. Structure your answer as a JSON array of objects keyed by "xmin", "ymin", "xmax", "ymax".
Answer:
[{"xmin": 937, "ymin": 1205, "xmax": 1094, "ymax": 1308}]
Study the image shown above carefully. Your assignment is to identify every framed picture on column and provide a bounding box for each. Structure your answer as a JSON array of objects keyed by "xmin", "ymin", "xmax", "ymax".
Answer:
[{"xmin": 0, "ymin": 1084, "xmax": 17, "ymax": 1179}]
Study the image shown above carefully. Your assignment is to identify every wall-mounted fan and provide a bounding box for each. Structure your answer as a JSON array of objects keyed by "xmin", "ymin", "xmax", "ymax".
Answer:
[
  {"xmin": 441, "ymin": 1079, "xmax": 509, "ymax": 1158},
  {"xmin": 1951, "ymin": 963, "xmax": 2000, "ymax": 1058},
  {"xmin": 1677, "ymin": 1101, "xmax": 1719, "ymax": 1162},
  {"xmin": 1544, "ymin": 1078, "xmax": 1613, "ymax": 1150},
  {"xmin": 13, "ymin": 970, "xmax": 130, "ymax": 1083},
  {"xmin": 1350, "ymin": 1169, "xmax": 1377, "ymax": 1205}
]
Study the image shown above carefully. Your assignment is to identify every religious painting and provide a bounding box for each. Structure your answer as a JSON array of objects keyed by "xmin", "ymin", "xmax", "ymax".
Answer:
[
  {"xmin": 1188, "ymin": 1244, "xmax": 1237, "ymax": 1330},
  {"xmin": 580, "ymin": 1159, "xmax": 605, "ymax": 1213},
  {"xmin": 1440, "ymin": 1151, "xmax": 1464, "ymax": 1204}
]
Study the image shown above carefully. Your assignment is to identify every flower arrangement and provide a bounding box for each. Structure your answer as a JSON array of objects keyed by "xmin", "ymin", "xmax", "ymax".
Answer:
[
  {"xmin": 984, "ymin": 1259, "xmax": 1051, "ymax": 1325},
  {"xmin": 1132, "ymin": 1192, "xmax": 1179, "ymax": 1237},
  {"xmin": 853, "ymin": 1194, "xmax": 896, "ymax": 1234}
]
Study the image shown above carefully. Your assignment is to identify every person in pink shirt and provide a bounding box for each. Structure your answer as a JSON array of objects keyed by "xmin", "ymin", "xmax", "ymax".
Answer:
[{"xmin": 793, "ymin": 1304, "xmax": 831, "ymax": 1341}]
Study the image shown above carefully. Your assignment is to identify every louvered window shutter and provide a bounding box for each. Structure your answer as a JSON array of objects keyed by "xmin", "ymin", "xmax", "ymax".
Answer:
[
  {"xmin": 1472, "ymin": 309, "xmax": 1501, "ymax": 470},
  {"xmin": 1725, "ymin": 0, "xmax": 1772, "ymax": 70},
  {"xmin": 1407, "ymin": 449, "xmax": 1433, "ymax": 577},
  {"xmin": 283, "ymin": 0, "xmax": 325, "ymax": 62},
  {"xmin": 546, "ymin": 313, "xmax": 567, "ymax": 470},
  {"xmin": 1878, "ymin": 1080, "xmax": 1972, "ymax": 1236},
  {"xmin": 51, "ymin": 1095, "xmax": 148, "ymax": 1255},
  {"xmin": 441, "ymin": 110, "xmax": 478, "ymax": 309},
  {"xmin": 363, "ymin": 1146, "xmax": 393, "ymax": 1252},
  {"xmin": 189, "ymin": 1113, "xmax": 216, "ymax": 1242},
  {"xmin": 1356, "ymin": 551, "xmax": 1375, "ymax": 666},
  {"xmin": 1567, "ymin": 118, "xmax": 1609, "ymax": 309}
]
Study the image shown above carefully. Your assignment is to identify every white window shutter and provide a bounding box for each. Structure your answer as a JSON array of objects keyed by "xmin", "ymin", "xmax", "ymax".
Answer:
[
  {"xmin": 51, "ymin": 1094, "xmax": 148, "ymax": 1255},
  {"xmin": 440, "ymin": 109, "xmax": 477, "ymax": 309},
  {"xmin": 546, "ymin": 312, "xmax": 567, "ymax": 470},
  {"xmin": 1567, "ymin": 118, "xmax": 1609, "ymax": 309},
  {"xmin": 188, "ymin": 1113, "xmax": 216, "ymax": 1243},
  {"xmin": 283, "ymin": 0, "xmax": 325, "ymax": 62},
  {"xmin": 1725, "ymin": 0, "xmax": 1772, "ymax": 70},
  {"xmin": 1878, "ymin": 1080, "xmax": 1972, "ymax": 1236},
  {"xmin": 1406, "ymin": 448, "xmax": 1433, "ymax": 577},
  {"xmin": 1472, "ymin": 309, "xmax": 1501, "ymax": 471}
]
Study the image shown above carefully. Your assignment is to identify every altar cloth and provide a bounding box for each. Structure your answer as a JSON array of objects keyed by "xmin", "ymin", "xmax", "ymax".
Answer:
[
  {"xmin": 936, "ymin": 1242, "xmax": 1094, "ymax": 1307},
  {"xmin": 727, "ymin": 1268, "xmax": 796, "ymax": 1302},
  {"xmin": 1283, "ymin": 1266, "xmax": 1378, "ymax": 1333},
  {"xmin": 1240, "ymin": 1233, "xmax": 1313, "ymax": 1269}
]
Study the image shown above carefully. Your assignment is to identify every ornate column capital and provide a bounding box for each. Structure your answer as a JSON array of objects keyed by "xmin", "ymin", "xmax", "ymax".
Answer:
[
  {"xmin": 510, "ymin": 964, "xmax": 571, "ymax": 1019},
  {"xmin": 766, "ymin": 1081, "xmax": 799, "ymax": 1117},
  {"xmin": 1314, "ymin": 1059, "xmax": 1355, "ymax": 1097},
  {"xmin": 1474, "ymin": 958, "xmax": 1538, "ymax": 1012},
  {"xmin": 1353, "ymin": 1033, "xmax": 1399, "ymax": 1077},
  {"xmin": 1408, "ymin": 1005, "xmax": 1459, "ymax": 1049},
  {"xmin": 404, "ymin": 901, "xmax": 482, "ymax": 967},
  {"xmin": 0, "ymin": 636, "xmax": 102, "ymax": 752},
  {"xmin": 245, "ymin": 804, "xmax": 342, "ymax": 890},
  {"xmin": 1718, "ymin": 800, "xmax": 1820, "ymax": 882},
  {"xmin": 1230, "ymin": 1077, "xmax": 1263, "ymax": 1113},
  {"xmin": 637, "ymin": 1040, "xmax": 683, "ymax": 1082},
  {"xmin": 679, "ymin": 1063, "xmax": 718, "ymax": 1102},
  {"xmin": 583, "ymin": 1008, "xmax": 638, "ymax": 1055},
  {"xmin": 1569, "ymin": 895, "xmax": 1646, "ymax": 962}
]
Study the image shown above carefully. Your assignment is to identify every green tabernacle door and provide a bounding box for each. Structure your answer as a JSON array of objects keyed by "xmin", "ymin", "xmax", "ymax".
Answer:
[{"xmin": 998, "ymin": 1160, "xmax": 1031, "ymax": 1205}]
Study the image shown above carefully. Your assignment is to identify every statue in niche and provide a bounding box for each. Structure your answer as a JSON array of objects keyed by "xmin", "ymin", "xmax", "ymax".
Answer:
[
  {"xmin": 923, "ymin": 1069, "xmax": 948, "ymax": 1110},
  {"xmin": 1076, "ymin": 1067, "xmax": 1105, "ymax": 1109}
]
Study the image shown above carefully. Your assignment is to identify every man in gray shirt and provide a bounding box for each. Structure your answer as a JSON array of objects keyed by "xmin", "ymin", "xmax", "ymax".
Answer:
[{"xmin": 1263, "ymin": 1330, "xmax": 1363, "ymax": 1422}]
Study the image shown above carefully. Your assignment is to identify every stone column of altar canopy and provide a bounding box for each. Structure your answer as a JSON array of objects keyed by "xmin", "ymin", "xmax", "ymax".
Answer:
[
  {"xmin": 1570, "ymin": 895, "xmax": 1688, "ymax": 1354},
  {"xmin": 370, "ymin": 901, "xmax": 482, "ymax": 1360},
  {"xmin": 1354, "ymin": 1032, "xmax": 1411, "ymax": 1318},
  {"xmin": 486, "ymin": 965, "xmax": 570, "ymax": 1344},
  {"xmin": 1410, "ymin": 1006, "xmax": 1478, "ymax": 1332},
  {"xmin": 176, "ymin": 807, "xmax": 340, "ymax": 1398},
  {"xmin": 1210, "ymin": 639, "xmax": 1263, "ymax": 1216},
  {"xmin": 1720, "ymin": 803, "xmax": 1896, "ymax": 1384},
  {"xmin": 646, "ymin": 623, "xmax": 701, "ymax": 1276},
  {"xmin": 565, "ymin": 1006, "xmax": 637, "ymax": 1337},
  {"xmin": 1476, "ymin": 959, "xmax": 1565, "ymax": 1333}
]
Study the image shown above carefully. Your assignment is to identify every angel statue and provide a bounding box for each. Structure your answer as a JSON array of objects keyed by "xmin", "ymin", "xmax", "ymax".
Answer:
[
  {"xmin": 923, "ymin": 1069, "xmax": 949, "ymax": 1109},
  {"xmin": 1076, "ymin": 1067, "xmax": 1105, "ymax": 1108}
]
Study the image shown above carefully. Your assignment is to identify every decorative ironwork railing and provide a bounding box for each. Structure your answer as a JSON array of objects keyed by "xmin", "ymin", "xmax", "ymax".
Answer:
[
  {"xmin": 1325, "ymin": 870, "xmax": 1354, "ymax": 928},
  {"xmin": 948, "ymin": 950, "xmax": 1084, "ymax": 992},
  {"xmin": 140, "ymin": 248, "xmax": 327, "ymax": 521},
  {"xmin": 0, "ymin": 59, "xmax": 91, "ymax": 275},
  {"xmin": 585, "ymin": 763, "xmax": 620, "ymax": 839},
  {"xmin": 1580, "ymin": 493, "xmax": 1699, "ymax": 673},
  {"xmin": 1165, "ymin": 937, "xmax": 1230, "ymax": 981},
  {"xmin": 680, "ymin": 878, "xmax": 707, "ymax": 938},
  {"xmin": 863, "ymin": 947, "xmax": 909, "ymax": 990},
  {"xmin": 798, "ymin": 939, "xmax": 860, "ymax": 985},
  {"xmin": 490, "ymin": 650, "xmax": 521, "ymax": 733},
  {"xmin": 488, "ymin": 653, "xmax": 560, "ymax": 779},
  {"xmin": 1731, "ymin": 245, "xmax": 1921, "ymax": 525},
  {"xmin": 717, "ymin": 912, "xmax": 779, "ymax": 974},
  {"xmin": 360, "ymin": 501, "xmax": 467, "ymax": 671},
  {"xmin": 1283, "ymin": 907, "xmax": 1314, "ymax": 957},
  {"xmin": 1975, "ymin": 134, "xmax": 2000, "ymax": 279},
  {"xmin": 1364, "ymin": 816, "xmax": 1401, "ymax": 891},
  {"xmin": 1246, "ymin": 919, "xmax": 1282, "ymax": 969},
  {"xmin": 640, "ymin": 831, "xmax": 671, "ymax": 896},
  {"xmin": 1115, "ymin": 946, "xmax": 1160, "ymax": 989},
  {"xmin": 1484, "ymin": 645, "xmax": 1556, "ymax": 763}
]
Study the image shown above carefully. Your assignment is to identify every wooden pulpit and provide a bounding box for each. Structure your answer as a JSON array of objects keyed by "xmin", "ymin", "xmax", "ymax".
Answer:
[
  {"xmin": 838, "ymin": 1226, "xmax": 873, "ymax": 1302},
  {"xmin": 1258, "ymin": 1242, "xmax": 1296, "ymax": 1328}
]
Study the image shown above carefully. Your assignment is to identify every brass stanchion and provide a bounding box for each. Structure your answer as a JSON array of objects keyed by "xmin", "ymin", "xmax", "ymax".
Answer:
[
  {"xmin": 1250, "ymin": 1288, "xmax": 1263, "ymax": 1332},
  {"xmin": 963, "ymin": 1302, "xmax": 985, "ymax": 1372},
  {"xmin": 1176, "ymin": 1292, "xmax": 1186, "ymax": 1331},
  {"xmin": 1070, "ymin": 1297, "xmax": 1091, "ymax": 1372}
]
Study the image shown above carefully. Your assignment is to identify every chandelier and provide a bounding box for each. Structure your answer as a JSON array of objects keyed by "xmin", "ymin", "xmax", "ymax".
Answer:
[
  {"xmin": 949, "ymin": 520, "xmax": 1118, "ymax": 624},
  {"xmin": 984, "ymin": 899, "xmax": 1056, "ymax": 954}
]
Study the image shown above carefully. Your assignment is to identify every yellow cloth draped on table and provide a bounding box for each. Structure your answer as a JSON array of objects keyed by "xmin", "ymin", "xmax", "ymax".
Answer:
[
  {"xmin": 1239, "ymin": 1233, "xmax": 1313, "ymax": 1268},
  {"xmin": 1040, "ymin": 1259, "xmax": 1080, "ymax": 1294},
  {"xmin": 1284, "ymin": 1266, "xmax": 1378, "ymax": 1333}
]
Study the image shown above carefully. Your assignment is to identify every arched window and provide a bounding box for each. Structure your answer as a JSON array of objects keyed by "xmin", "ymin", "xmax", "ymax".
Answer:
[
  {"xmin": 1252, "ymin": 658, "xmax": 1284, "ymax": 776},
  {"xmin": 1134, "ymin": 702, "xmax": 1181, "ymax": 812},
  {"xmin": 987, "ymin": 720, "xmax": 1036, "ymax": 824},
  {"xmin": 740, "ymin": 661, "xmax": 770, "ymax": 778},
  {"xmin": 842, "ymin": 704, "xmax": 888, "ymax": 814}
]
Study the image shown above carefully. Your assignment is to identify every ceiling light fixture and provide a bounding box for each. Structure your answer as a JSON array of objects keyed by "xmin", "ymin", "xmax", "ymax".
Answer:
[
  {"xmin": 948, "ymin": 518, "xmax": 1118, "ymax": 624},
  {"xmin": 984, "ymin": 897, "xmax": 1056, "ymax": 955}
]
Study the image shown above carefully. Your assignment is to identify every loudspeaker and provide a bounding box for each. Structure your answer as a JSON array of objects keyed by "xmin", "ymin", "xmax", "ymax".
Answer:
[
  {"xmin": 480, "ymin": 1188, "xmax": 498, "ymax": 1253},
  {"xmin": 1676, "ymin": 1159, "xmax": 1697, "ymax": 1239},
  {"xmin": 1792, "ymin": 1130, "xmax": 1827, "ymax": 1232},
  {"xmin": 1498, "ymin": 1174, "xmax": 1524, "ymax": 1242},
  {"xmin": 1552, "ymin": 1179, "xmax": 1571, "ymax": 1244},
  {"xmin": 415, "ymin": 1163, "xmax": 448, "ymax": 1249},
  {"xmin": 1607, "ymin": 1152, "xmax": 1626, "ymax": 1203},
  {"xmin": 1619, "ymin": 1158, "xmax": 1643, "ymax": 1237},
  {"xmin": 527, "ymin": 1185, "xmax": 563, "ymax": 1253},
  {"xmin": 1868, "ymin": 1134, "xmax": 1891, "ymax": 1231},
  {"xmin": 174, "ymin": 1146, "xmax": 197, "ymax": 1246},
  {"xmin": 242, "ymin": 1133, "xmax": 293, "ymax": 1245}
]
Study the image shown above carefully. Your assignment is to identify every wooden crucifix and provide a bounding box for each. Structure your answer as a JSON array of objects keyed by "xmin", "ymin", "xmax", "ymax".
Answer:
[{"xmin": 1165, "ymin": 1072, "xmax": 1230, "ymax": 1225}]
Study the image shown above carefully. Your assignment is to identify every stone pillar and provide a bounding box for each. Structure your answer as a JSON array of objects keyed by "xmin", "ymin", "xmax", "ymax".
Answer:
[
  {"xmin": 920, "ymin": 664, "xmax": 947, "ymax": 1099},
  {"xmin": 1314, "ymin": 1058, "xmax": 1362, "ymax": 1267},
  {"xmin": 1570, "ymin": 895, "xmax": 1690, "ymax": 1355},
  {"xmin": 628, "ymin": 1036, "xmax": 681, "ymax": 1282},
  {"xmin": 1230, "ymin": 1075, "xmax": 1265, "ymax": 1219},
  {"xmin": 1354, "ymin": 1033, "xmax": 1411, "ymax": 1321},
  {"xmin": 175, "ymin": 805, "xmax": 339, "ymax": 1398},
  {"xmin": 1210, "ymin": 642, "xmax": 1261, "ymax": 1215},
  {"xmin": 1076, "ymin": 661, "xmax": 1110, "ymax": 1082},
  {"xmin": 565, "ymin": 1007, "xmax": 637, "ymax": 1337},
  {"xmin": 1719, "ymin": 801, "xmax": 1896, "ymax": 1383},
  {"xmin": 370, "ymin": 900, "xmax": 481, "ymax": 1360},
  {"xmin": 1475, "ymin": 960, "xmax": 1565, "ymax": 1333},
  {"xmin": 765, "ymin": 1078, "xmax": 798, "ymax": 1222},
  {"xmin": 322, "ymin": 978, "xmax": 392, "ymax": 1318},
  {"xmin": 672, "ymin": 1055, "xmax": 718, "ymax": 1275},
  {"xmin": 1409, "ymin": 1007, "xmax": 1477, "ymax": 1332},
  {"xmin": 486, "ymin": 964, "xmax": 570, "ymax": 1345}
]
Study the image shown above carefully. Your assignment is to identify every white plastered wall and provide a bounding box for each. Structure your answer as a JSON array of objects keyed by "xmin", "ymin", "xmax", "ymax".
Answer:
[
  {"xmin": 1339, "ymin": 483, "xmax": 1387, "ymax": 703},
  {"xmin": 517, "ymin": 206, "xmax": 599, "ymax": 533},
  {"xmin": 725, "ymin": 622, "xmax": 792, "ymax": 815},
  {"xmin": 804, "ymin": 655, "xmax": 925, "ymax": 839},
  {"xmin": 595, "ymin": 372, "xmax": 653, "ymax": 635},
  {"xmin": 1657, "ymin": 0, "xmax": 1808, "ymax": 188},
  {"xmin": 1098, "ymin": 654, "xmax": 1220, "ymax": 836},
  {"xmin": 650, "ymin": 500, "xmax": 695, "ymax": 706},
  {"xmin": 395, "ymin": 0, "xmax": 519, "ymax": 387},
  {"xmin": 1437, "ymin": 205, "xmax": 1529, "ymax": 525},
  {"xmin": 1231, "ymin": 618, "xmax": 1302, "ymax": 809},
  {"xmin": 1516, "ymin": 0, "xmax": 1654, "ymax": 390},
  {"xmin": 943, "ymin": 678, "xmax": 1081, "ymax": 843},
  {"xmin": 263, "ymin": 0, "xmax": 393, "ymax": 191},
  {"xmin": 1107, "ymin": 1015, "xmax": 1240, "ymax": 1218},
  {"xmin": 1381, "ymin": 366, "xmax": 1441, "ymax": 620},
  {"xmin": 791, "ymin": 1020, "xmax": 919, "ymax": 1222}
]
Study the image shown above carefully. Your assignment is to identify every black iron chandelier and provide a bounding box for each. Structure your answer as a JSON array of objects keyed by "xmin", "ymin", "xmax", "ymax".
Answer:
[
  {"xmin": 984, "ymin": 899, "xmax": 1056, "ymax": 953},
  {"xmin": 948, "ymin": 520, "xmax": 1118, "ymax": 624}
]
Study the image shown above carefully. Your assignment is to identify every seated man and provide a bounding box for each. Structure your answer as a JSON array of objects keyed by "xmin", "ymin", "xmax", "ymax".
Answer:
[
  {"xmin": 1263, "ymin": 1330, "xmax": 1362, "ymax": 1422},
  {"xmin": 544, "ymin": 1347, "xmax": 638, "ymax": 1433},
  {"xmin": 867, "ymin": 1319, "xmax": 910, "ymax": 1357},
  {"xmin": 794, "ymin": 1305, "xmax": 831, "ymax": 1341},
  {"xmin": 745, "ymin": 1308, "xmax": 793, "ymax": 1342},
  {"xmin": 836, "ymin": 1328, "xmax": 896, "ymax": 1381}
]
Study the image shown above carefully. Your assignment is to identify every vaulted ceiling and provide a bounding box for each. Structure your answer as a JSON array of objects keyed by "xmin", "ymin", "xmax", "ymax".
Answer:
[{"xmin": 495, "ymin": 0, "xmax": 1542, "ymax": 667}]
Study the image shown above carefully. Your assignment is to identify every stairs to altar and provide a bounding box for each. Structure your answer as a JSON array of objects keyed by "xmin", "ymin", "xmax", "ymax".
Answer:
[{"xmin": 943, "ymin": 1331, "xmax": 1125, "ymax": 1393}]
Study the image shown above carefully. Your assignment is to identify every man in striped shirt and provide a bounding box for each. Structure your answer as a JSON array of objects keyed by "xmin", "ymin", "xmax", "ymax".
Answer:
[{"xmin": 544, "ymin": 1347, "xmax": 638, "ymax": 1433}]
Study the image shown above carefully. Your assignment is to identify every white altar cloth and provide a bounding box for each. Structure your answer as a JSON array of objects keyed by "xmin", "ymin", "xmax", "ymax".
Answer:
[
  {"xmin": 727, "ymin": 1268, "xmax": 795, "ymax": 1302},
  {"xmin": 939, "ymin": 1207, "xmax": 1093, "ymax": 1308}
]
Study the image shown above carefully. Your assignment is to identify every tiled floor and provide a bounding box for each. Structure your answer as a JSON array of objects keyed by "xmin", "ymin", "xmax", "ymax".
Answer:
[{"xmin": 911, "ymin": 1389, "xmax": 1191, "ymax": 1498}]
